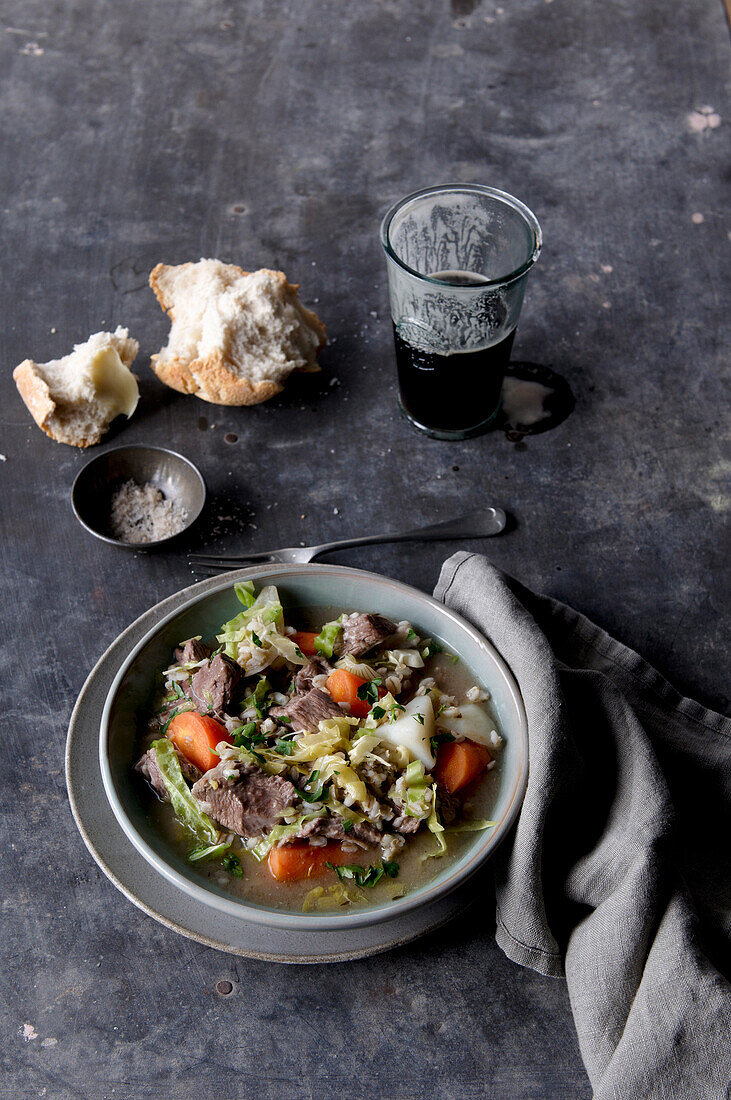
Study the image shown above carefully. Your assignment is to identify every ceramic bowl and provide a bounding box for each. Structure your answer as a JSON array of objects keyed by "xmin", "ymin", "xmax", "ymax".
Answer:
[
  {"xmin": 71, "ymin": 445, "xmax": 206, "ymax": 549},
  {"xmin": 100, "ymin": 564, "xmax": 528, "ymax": 931}
]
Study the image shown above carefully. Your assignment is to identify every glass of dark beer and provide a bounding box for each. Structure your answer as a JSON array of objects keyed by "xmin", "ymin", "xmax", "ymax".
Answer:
[{"xmin": 380, "ymin": 184, "xmax": 542, "ymax": 439}]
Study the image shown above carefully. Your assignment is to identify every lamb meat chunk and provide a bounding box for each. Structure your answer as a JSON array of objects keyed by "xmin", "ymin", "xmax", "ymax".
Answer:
[
  {"xmin": 173, "ymin": 638, "xmax": 212, "ymax": 665},
  {"xmin": 297, "ymin": 814, "xmax": 382, "ymax": 847},
  {"xmin": 391, "ymin": 813, "xmax": 423, "ymax": 835},
  {"xmin": 436, "ymin": 786, "xmax": 461, "ymax": 827},
  {"xmin": 339, "ymin": 613, "xmax": 397, "ymax": 657},
  {"xmin": 192, "ymin": 762, "xmax": 298, "ymax": 839},
  {"xmin": 293, "ymin": 656, "xmax": 332, "ymax": 695},
  {"xmin": 270, "ymin": 687, "xmax": 343, "ymax": 732},
  {"xmin": 191, "ymin": 653, "xmax": 242, "ymax": 713},
  {"xmin": 135, "ymin": 744, "xmax": 202, "ymax": 801}
]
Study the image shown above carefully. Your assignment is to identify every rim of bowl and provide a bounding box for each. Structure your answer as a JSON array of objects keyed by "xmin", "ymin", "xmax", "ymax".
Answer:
[
  {"xmin": 71, "ymin": 445, "xmax": 207, "ymax": 549},
  {"xmin": 380, "ymin": 182, "xmax": 543, "ymax": 289},
  {"xmin": 99, "ymin": 564, "xmax": 529, "ymax": 931}
]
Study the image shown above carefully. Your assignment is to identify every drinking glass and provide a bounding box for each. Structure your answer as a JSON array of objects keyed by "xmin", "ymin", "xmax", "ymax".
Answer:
[{"xmin": 380, "ymin": 184, "xmax": 542, "ymax": 439}]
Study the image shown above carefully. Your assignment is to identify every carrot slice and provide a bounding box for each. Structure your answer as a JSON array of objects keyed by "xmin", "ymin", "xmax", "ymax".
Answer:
[
  {"xmin": 290, "ymin": 631, "xmax": 319, "ymax": 657},
  {"xmin": 167, "ymin": 712, "xmax": 232, "ymax": 773},
  {"xmin": 267, "ymin": 842, "xmax": 353, "ymax": 882},
  {"xmin": 325, "ymin": 668, "xmax": 372, "ymax": 718},
  {"xmin": 433, "ymin": 739, "xmax": 491, "ymax": 795}
]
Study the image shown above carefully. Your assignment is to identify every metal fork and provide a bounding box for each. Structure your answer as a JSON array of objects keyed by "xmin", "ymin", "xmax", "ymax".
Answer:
[{"xmin": 188, "ymin": 506, "xmax": 507, "ymax": 574}]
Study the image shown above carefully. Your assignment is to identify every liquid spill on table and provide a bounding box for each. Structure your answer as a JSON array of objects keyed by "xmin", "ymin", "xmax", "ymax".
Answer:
[{"xmin": 498, "ymin": 361, "xmax": 576, "ymax": 440}]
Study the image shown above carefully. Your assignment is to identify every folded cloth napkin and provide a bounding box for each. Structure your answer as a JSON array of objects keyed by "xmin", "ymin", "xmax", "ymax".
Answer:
[{"xmin": 434, "ymin": 552, "xmax": 730, "ymax": 1100}]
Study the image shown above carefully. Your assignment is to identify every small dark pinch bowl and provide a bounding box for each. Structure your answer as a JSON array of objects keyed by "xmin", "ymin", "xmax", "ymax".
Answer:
[{"xmin": 71, "ymin": 445, "xmax": 206, "ymax": 549}]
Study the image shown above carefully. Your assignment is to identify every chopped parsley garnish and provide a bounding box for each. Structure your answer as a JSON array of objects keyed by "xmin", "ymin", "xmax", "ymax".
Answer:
[
  {"xmin": 232, "ymin": 722, "xmax": 268, "ymax": 762},
  {"xmin": 161, "ymin": 703, "xmax": 195, "ymax": 734},
  {"xmin": 406, "ymin": 628, "xmax": 416, "ymax": 640},
  {"xmin": 275, "ymin": 738, "xmax": 294, "ymax": 756},
  {"xmin": 221, "ymin": 854, "xmax": 243, "ymax": 878},
  {"xmin": 341, "ymin": 819, "xmax": 354, "ymax": 834},
  {"xmin": 422, "ymin": 639, "xmax": 443, "ymax": 658},
  {"xmin": 251, "ymin": 631, "xmax": 263, "ymax": 648},
  {"xmin": 388, "ymin": 701, "xmax": 406, "ymax": 723},
  {"xmin": 232, "ymin": 721, "xmax": 265, "ymax": 748},
  {"xmin": 413, "ymin": 712, "xmax": 425, "ymax": 725},
  {"xmin": 327, "ymin": 860, "xmax": 400, "ymax": 888},
  {"xmin": 356, "ymin": 678, "xmax": 383, "ymax": 704},
  {"xmin": 371, "ymin": 705, "xmax": 386, "ymax": 721},
  {"xmin": 430, "ymin": 730, "xmax": 455, "ymax": 755},
  {"xmin": 300, "ymin": 769, "xmax": 325, "ymax": 803}
]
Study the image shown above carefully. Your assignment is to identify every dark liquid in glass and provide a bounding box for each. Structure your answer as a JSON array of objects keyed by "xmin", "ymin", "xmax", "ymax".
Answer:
[{"xmin": 393, "ymin": 269, "xmax": 515, "ymax": 435}]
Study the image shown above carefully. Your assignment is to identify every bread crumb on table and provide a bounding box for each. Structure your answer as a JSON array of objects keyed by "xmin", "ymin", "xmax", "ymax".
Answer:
[{"xmin": 110, "ymin": 480, "xmax": 187, "ymax": 544}]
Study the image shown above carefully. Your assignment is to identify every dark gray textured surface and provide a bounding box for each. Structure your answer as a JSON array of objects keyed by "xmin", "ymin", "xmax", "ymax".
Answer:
[{"xmin": 1, "ymin": 1, "xmax": 728, "ymax": 1097}]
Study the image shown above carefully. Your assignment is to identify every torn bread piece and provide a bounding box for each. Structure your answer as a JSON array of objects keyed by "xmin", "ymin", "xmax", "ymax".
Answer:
[
  {"xmin": 149, "ymin": 259, "xmax": 327, "ymax": 406},
  {"xmin": 13, "ymin": 328, "xmax": 139, "ymax": 447}
]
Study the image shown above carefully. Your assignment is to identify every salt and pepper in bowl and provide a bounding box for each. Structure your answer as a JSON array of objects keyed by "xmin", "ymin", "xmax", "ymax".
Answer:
[{"xmin": 71, "ymin": 445, "xmax": 206, "ymax": 550}]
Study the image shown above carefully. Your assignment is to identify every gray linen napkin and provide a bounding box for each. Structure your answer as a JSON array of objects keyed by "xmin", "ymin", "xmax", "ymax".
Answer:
[{"xmin": 434, "ymin": 552, "xmax": 730, "ymax": 1100}]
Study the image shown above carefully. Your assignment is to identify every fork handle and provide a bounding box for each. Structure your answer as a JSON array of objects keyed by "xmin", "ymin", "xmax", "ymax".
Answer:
[{"xmin": 308, "ymin": 506, "xmax": 507, "ymax": 559}]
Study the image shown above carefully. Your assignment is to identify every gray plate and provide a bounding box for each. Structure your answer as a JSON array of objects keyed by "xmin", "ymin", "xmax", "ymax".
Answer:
[{"xmin": 65, "ymin": 572, "xmax": 484, "ymax": 962}]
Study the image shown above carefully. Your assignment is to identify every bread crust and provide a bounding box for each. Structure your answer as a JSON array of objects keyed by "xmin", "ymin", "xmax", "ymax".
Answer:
[
  {"xmin": 150, "ymin": 349, "xmax": 284, "ymax": 406},
  {"xmin": 13, "ymin": 360, "xmax": 98, "ymax": 447},
  {"xmin": 149, "ymin": 262, "xmax": 326, "ymax": 407},
  {"xmin": 13, "ymin": 361, "xmax": 56, "ymax": 433}
]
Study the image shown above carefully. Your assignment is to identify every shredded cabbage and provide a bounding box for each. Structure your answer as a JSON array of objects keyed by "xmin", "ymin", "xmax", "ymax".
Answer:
[
  {"xmin": 251, "ymin": 812, "xmax": 325, "ymax": 861},
  {"xmin": 318, "ymin": 756, "xmax": 368, "ymax": 803},
  {"xmin": 297, "ymin": 749, "xmax": 369, "ymax": 805},
  {"xmin": 267, "ymin": 631, "xmax": 308, "ymax": 665},
  {"xmin": 241, "ymin": 676, "xmax": 271, "ymax": 714},
  {"xmin": 380, "ymin": 742, "xmax": 411, "ymax": 770},
  {"xmin": 217, "ymin": 584, "xmax": 306, "ymax": 670},
  {"xmin": 404, "ymin": 760, "xmax": 426, "ymax": 785},
  {"xmin": 325, "ymin": 797, "xmax": 366, "ymax": 826},
  {"xmin": 347, "ymin": 732, "xmax": 382, "ymax": 767},
  {"xmin": 162, "ymin": 656, "xmax": 208, "ymax": 677},
  {"xmin": 151, "ymin": 739, "xmax": 220, "ymax": 846},
  {"xmin": 448, "ymin": 819, "xmax": 499, "ymax": 833},
  {"xmin": 188, "ymin": 840, "xmax": 231, "ymax": 862},
  {"xmin": 389, "ymin": 759, "xmax": 433, "ymax": 819},
  {"xmin": 234, "ymin": 580, "xmax": 256, "ymax": 608},
  {"xmin": 334, "ymin": 654, "xmax": 379, "ymax": 679},
  {"xmin": 424, "ymin": 782, "xmax": 447, "ymax": 858},
  {"xmin": 302, "ymin": 883, "xmax": 354, "ymax": 910},
  {"xmin": 288, "ymin": 720, "xmax": 354, "ymax": 764},
  {"xmin": 314, "ymin": 615, "xmax": 345, "ymax": 658},
  {"xmin": 383, "ymin": 649, "xmax": 425, "ymax": 670}
]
